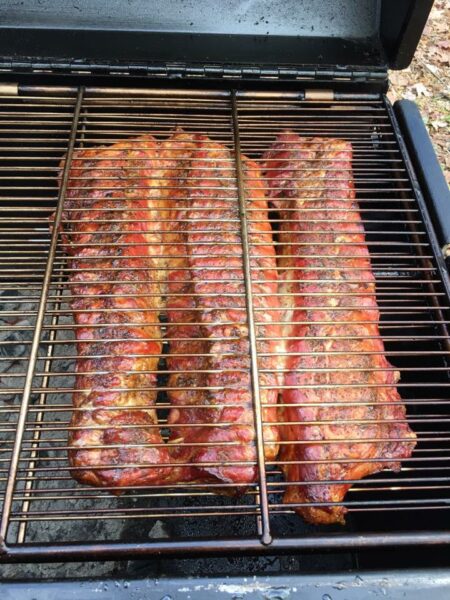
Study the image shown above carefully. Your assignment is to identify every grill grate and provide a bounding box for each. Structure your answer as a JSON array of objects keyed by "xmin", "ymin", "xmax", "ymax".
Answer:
[{"xmin": 0, "ymin": 85, "xmax": 449, "ymax": 560}]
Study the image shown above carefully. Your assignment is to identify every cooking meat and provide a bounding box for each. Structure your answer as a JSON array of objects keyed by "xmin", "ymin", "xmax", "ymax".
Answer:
[
  {"xmin": 262, "ymin": 132, "xmax": 416, "ymax": 524},
  {"xmin": 60, "ymin": 130, "xmax": 282, "ymax": 491},
  {"xmin": 166, "ymin": 134, "xmax": 283, "ymax": 486},
  {"xmin": 62, "ymin": 135, "xmax": 181, "ymax": 488}
]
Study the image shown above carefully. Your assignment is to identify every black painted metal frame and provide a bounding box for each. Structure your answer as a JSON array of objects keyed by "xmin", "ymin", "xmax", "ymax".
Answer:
[
  {"xmin": 0, "ymin": 1, "xmax": 434, "ymax": 70},
  {"xmin": 2, "ymin": 568, "xmax": 450, "ymax": 599},
  {"xmin": 395, "ymin": 100, "xmax": 450, "ymax": 257}
]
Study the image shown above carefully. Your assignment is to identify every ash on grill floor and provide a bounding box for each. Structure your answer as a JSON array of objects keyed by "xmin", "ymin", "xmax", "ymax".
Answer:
[{"xmin": 0, "ymin": 289, "xmax": 127, "ymax": 577}]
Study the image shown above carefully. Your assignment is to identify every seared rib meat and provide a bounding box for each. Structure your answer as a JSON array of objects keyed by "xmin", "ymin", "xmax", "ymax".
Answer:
[
  {"xmin": 62, "ymin": 135, "xmax": 181, "ymax": 488},
  {"xmin": 166, "ymin": 135, "xmax": 282, "ymax": 486},
  {"xmin": 262, "ymin": 132, "xmax": 416, "ymax": 524},
  {"xmin": 61, "ymin": 130, "xmax": 281, "ymax": 491}
]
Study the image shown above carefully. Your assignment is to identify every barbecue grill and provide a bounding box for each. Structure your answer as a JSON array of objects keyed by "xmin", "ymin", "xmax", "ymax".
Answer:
[{"xmin": 0, "ymin": 0, "xmax": 450, "ymax": 596}]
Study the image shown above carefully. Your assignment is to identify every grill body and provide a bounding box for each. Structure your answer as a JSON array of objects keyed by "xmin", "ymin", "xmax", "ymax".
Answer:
[{"xmin": 0, "ymin": 84, "xmax": 449, "ymax": 569}]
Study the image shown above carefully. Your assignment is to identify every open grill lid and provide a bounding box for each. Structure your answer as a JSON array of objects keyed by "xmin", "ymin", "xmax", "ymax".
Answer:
[{"xmin": 0, "ymin": 0, "xmax": 433, "ymax": 73}]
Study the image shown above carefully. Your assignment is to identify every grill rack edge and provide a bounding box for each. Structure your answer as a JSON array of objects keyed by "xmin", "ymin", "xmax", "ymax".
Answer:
[{"xmin": 0, "ymin": 84, "xmax": 449, "ymax": 561}]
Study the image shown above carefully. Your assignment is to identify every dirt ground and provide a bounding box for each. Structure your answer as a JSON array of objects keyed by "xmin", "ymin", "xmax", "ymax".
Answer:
[{"xmin": 387, "ymin": 0, "xmax": 449, "ymax": 184}]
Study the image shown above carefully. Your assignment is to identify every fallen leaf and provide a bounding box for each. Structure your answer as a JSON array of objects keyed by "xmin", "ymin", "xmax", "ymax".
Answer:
[
  {"xmin": 436, "ymin": 52, "xmax": 450, "ymax": 64},
  {"xmin": 430, "ymin": 120, "xmax": 447, "ymax": 129},
  {"xmin": 430, "ymin": 9, "xmax": 444, "ymax": 20},
  {"xmin": 425, "ymin": 63, "xmax": 441, "ymax": 76},
  {"xmin": 389, "ymin": 71, "xmax": 410, "ymax": 87},
  {"xmin": 403, "ymin": 90, "xmax": 416, "ymax": 101},
  {"xmin": 434, "ymin": 21, "xmax": 448, "ymax": 33},
  {"xmin": 412, "ymin": 82, "xmax": 432, "ymax": 97}
]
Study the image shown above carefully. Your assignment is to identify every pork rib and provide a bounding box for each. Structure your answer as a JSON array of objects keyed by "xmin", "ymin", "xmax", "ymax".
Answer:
[
  {"xmin": 166, "ymin": 135, "xmax": 283, "ymax": 486},
  {"xmin": 262, "ymin": 132, "xmax": 416, "ymax": 524},
  {"xmin": 62, "ymin": 135, "xmax": 181, "ymax": 488}
]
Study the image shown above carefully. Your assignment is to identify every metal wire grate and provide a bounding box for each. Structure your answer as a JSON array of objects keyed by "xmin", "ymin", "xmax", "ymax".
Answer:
[{"xmin": 0, "ymin": 85, "xmax": 449, "ymax": 561}]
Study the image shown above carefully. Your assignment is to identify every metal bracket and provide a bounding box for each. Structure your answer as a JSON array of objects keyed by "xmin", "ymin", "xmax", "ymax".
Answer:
[
  {"xmin": 0, "ymin": 82, "xmax": 18, "ymax": 95},
  {"xmin": 305, "ymin": 88, "xmax": 334, "ymax": 101}
]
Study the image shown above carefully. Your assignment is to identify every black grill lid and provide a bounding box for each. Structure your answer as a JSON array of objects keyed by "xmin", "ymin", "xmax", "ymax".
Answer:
[{"xmin": 0, "ymin": 0, "xmax": 433, "ymax": 72}]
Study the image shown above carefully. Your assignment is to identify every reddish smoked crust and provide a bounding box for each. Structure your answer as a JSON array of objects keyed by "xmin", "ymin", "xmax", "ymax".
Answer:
[
  {"xmin": 60, "ymin": 131, "xmax": 281, "ymax": 490},
  {"xmin": 166, "ymin": 135, "xmax": 283, "ymax": 486},
  {"xmin": 62, "ymin": 135, "xmax": 179, "ymax": 488},
  {"xmin": 262, "ymin": 132, "xmax": 416, "ymax": 524}
]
